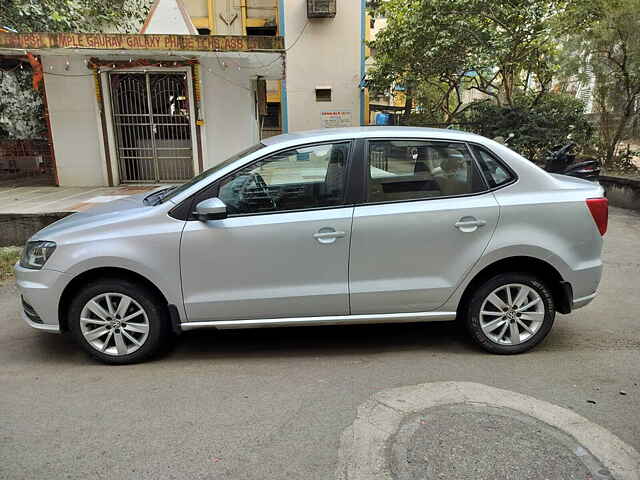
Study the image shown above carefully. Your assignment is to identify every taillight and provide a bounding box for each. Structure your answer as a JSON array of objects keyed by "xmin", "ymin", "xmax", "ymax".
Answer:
[{"xmin": 586, "ymin": 198, "xmax": 608, "ymax": 236}]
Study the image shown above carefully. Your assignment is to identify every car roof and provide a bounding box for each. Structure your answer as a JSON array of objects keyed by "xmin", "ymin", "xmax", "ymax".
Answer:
[{"xmin": 261, "ymin": 126, "xmax": 488, "ymax": 146}]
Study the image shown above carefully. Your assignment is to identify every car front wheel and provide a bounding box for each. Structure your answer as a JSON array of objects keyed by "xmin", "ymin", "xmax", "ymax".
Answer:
[
  {"xmin": 465, "ymin": 273, "xmax": 555, "ymax": 354},
  {"xmin": 68, "ymin": 279, "xmax": 170, "ymax": 364}
]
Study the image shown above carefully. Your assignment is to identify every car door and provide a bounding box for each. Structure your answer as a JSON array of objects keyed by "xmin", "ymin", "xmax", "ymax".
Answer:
[
  {"xmin": 349, "ymin": 138, "xmax": 500, "ymax": 314},
  {"xmin": 180, "ymin": 141, "xmax": 354, "ymax": 322}
]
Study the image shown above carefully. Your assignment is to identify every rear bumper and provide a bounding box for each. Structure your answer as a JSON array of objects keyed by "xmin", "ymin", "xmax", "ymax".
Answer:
[
  {"xmin": 534, "ymin": 279, "xmax": 596, "ymax": 314},
  {"xmin": 572, "ymin": 291, "xmax": 597, "ymax": 310},
  {"xmin": 563, "ymin": 260, "xmax": 602, "ymax": 311}
]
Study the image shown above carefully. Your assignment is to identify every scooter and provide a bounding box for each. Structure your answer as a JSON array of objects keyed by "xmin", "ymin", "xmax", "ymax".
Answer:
[{"xmin": 544, "ymin": 142, "xmax": 601, "ymax": 182}]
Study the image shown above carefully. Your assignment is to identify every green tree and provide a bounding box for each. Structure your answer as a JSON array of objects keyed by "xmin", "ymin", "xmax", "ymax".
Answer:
[
  {"xmin": 559, "ymin": 0, "xmax": 640, "ymax": 169},
  {"xmin": 367, "ymin": 0, "xmax": 566, "ymax": 123},
  {"xmin": 0, "ymin": 0, "xmax": 152, "ymax": 139},
  {"xmin": 463, "ymin": 93, "xmax": 593, "ymax": 161},
  {"xmin": 0, "ymin": 65, "xmax": 43, "ymax": 139},
  {"xmin": 1, "ymin": 0, "xmax": 151, "ymax": 33}
]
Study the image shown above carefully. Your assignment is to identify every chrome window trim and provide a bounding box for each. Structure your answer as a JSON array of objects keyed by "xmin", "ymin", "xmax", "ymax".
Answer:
[{"xmin": 224, "ymin": 203, "xmax": 356, "ymax": 219}]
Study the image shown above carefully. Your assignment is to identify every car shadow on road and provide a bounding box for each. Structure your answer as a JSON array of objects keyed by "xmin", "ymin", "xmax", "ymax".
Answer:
[
  {"xmin": 21, "ymin": 320, "xmax": 474, "ymax": 365},
  {"xmin": 168, "ymin": 321, "xmax": 477, "ymax": 361},
  {"xmin": 21, "ymin": 316, "xmax": 607, "ymax": 366}
]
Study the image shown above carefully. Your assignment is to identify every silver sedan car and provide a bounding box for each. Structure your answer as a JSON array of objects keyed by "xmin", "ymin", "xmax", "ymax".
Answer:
[{"xmin": 15, "ymin": 127, "xmax": 607, "ymax": 364}]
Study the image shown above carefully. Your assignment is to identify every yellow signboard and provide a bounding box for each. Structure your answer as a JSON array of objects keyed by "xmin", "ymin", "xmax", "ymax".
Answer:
[{"xmin": 0, "ymin": 32, "xmax": 284, "ymax": 52}]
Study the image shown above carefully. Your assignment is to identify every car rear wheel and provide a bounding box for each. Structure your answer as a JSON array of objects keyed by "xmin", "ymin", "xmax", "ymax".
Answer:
[
  {"xmin": 68, "ymin": 279, "xmax": 170, "ymax": 364},
  {"xmin": 465, "ymin": 273, "xmax": 555, "ymax": 354}
]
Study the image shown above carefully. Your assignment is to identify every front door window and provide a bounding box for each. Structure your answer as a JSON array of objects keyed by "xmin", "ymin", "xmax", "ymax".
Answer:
[{"xmin": 217, "ymin": 142, "xmax": 351, "ymax": 215}]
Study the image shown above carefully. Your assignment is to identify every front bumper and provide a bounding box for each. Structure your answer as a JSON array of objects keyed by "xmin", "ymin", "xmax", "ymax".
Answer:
[{"xmin": 14, "ymin": 263, "xmax": 67, "ymax": 333}]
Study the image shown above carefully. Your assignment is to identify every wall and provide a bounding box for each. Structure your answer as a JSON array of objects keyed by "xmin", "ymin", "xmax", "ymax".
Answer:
[
  {"xmin": 183, "ymin": 0, "xmax": 278, "ymax": 34},
  {"xmin": 283, "ymin": 0, "xmax": 362, "ymax": 131},
  {"xmin": 247, "ymin": 0, "xmax": 278, "ymax": 22},
  {"xmin": 182, "ymin": 0, "xmax": 209, "ymax": 18},
  {"xmin": 199, "ymin": 57, "xmax": 260, "ymax": 168},
  {"xmin": 42, "ymin": 55, "xmax": 107, "ymax": 187},
  {"xmin": 0, "ymin": 213, "xmax": 71, "ymax": 247},
  {"xmin": 142, "ymin": 0, "xmax": 197, "ymax": 34},
  {"xmin": 42, "ymin": 54, "xmax": 267, "ymax": 185},
  {"xmin": 600, "ymin": 176, "xmax": 640, "ymax": 211}
]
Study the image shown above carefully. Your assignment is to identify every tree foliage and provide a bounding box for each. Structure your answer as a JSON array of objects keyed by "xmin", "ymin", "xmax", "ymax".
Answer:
[
  {"xmin": 368, "ymin": 0, "xmax": 566, "ymax": 123},
  {"xmin": 0, "ymin": 0, "xmax": 152, "ymax": 140},
  {"xmin": 559, "ymin": 0, "xmax": 640, "ymax": 170},
  {"xmin": 463, "ymin": 93, "xmax": 593, "ymax": 161},
  {"xmin": 0, "ymin": 66, "xmax": 44, "ymax": 139},
  {"xmin": 1, "ymin": 0, "xmax": 151, "ymax": 33},
  {"xmin": 368, "ymin": 0, "xmax": 639, "ymax": 169}
]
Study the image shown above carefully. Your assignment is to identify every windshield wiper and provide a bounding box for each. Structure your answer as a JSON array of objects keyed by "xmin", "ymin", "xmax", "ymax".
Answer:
[{"xmin": 143, "ymin": 186, "xmax": 176, "ymax": 206}]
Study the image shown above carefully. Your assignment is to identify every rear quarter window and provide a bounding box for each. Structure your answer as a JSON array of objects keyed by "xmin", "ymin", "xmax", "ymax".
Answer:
[{"xmin": 471, "ymin": 146, "xmax": 515, "ymax": 188}]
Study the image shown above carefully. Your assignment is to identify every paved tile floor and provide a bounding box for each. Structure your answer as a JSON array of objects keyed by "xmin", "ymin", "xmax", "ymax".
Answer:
[{"xmin": 0, "ymin": 185, "xmax": 160, "ymax": 214}]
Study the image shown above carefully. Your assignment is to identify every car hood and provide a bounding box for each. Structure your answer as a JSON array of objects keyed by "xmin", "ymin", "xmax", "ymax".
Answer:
[{"xmin": 31, "ymin": 191, "xmax": 159, "ymax": 242}]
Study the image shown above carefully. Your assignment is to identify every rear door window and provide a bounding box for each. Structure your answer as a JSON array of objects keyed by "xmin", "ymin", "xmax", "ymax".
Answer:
[{"xmin": 366, "ymin": 140, "xmax": 487, "ymax": 203}]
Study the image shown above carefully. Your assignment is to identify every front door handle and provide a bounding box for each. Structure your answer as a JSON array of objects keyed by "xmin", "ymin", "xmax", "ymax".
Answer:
[
  {"xmin": 313, "ymin": 228, "xmax": 346, "ymax": 244},
  {"xmin": 455, "ymin": 218, "xmax": 486, "ymax": 232}
]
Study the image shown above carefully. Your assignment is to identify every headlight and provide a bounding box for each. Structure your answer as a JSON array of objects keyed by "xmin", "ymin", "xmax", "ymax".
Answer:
[{"xmin": 20, "ymin": 241, "xmax": 57, "ymax": 270}]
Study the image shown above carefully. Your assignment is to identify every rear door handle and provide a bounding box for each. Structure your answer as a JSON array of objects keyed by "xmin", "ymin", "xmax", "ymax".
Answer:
[
  {"xmin": 454, "ymin": 220, "xmax": 486, "ymax": 228},
  {"xmin": 455, "ymin": 218, "xmax": 486, "ymax": 232},
  {"xmin": 313, "ymin": 229, "xmax": 345, "ymax": 244},
  {"xmin": 313, "ymin": 231, "xmax": 346, "ymax": 238}
]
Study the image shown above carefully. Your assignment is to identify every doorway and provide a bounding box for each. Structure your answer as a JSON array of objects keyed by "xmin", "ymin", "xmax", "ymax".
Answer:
[{"xmin": 109, "ymin": 72, "xmax": 194, "ymax": 183}]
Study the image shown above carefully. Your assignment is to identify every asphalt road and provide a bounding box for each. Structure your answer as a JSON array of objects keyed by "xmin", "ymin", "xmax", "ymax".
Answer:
[{"xmin": 1, "ymin": 207, "xmax": 639, "ymax": 480}]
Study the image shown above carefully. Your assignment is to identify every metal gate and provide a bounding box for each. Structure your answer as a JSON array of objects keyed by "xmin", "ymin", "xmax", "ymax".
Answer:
[{"xmin": 109, "ymin": 72, "xmax": 194, "ymax": 183}]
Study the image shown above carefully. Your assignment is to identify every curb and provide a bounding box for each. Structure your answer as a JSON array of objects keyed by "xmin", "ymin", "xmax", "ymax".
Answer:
[{"xmin": 336, "ymin": 381, "xmax": 640, "ymax": 480}]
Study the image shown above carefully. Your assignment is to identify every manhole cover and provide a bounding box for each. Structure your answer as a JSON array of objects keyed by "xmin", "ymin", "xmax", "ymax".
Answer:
[{"xmin": 390, "ymin": 404, "xmax": 612, "ymax": 480}]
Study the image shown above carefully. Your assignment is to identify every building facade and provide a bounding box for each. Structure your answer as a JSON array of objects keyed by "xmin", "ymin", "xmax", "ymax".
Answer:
[
  {"xmin": 181, "ymin": 0, "xmax": 368, "ymax": 135},
  {"xmin": 0, "ymin": 0, "xmax": 285, "ymax": 187},
  {"xmin": 0, "ymin": 0, "xmax": 370, "ymax": 187}
]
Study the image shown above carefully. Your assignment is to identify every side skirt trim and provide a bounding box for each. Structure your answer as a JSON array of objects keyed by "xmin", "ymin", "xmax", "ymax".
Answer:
[{"xmin": 180, "ymin": 311, "xmax": 457, "ymax": 331}]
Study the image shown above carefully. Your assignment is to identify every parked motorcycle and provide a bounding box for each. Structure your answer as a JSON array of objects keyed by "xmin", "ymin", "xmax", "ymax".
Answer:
[{"xmin": 544, "ymin": 142, "xmax": 601, "ymax": 182}]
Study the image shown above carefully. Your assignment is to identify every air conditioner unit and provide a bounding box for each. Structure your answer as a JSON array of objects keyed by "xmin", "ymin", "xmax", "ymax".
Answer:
[{"xmin": 307, "ymin": 0, "xmax": 336, "ymax": 18}]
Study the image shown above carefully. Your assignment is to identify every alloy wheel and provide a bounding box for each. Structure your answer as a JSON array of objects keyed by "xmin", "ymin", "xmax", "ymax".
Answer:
[
  {"xmin": 79, "ymin": 293, "xmax": 150, "ymax": 356},
  {"xmin": 479, "ymin": 283, "xmax": 545, "ymax": 345}
]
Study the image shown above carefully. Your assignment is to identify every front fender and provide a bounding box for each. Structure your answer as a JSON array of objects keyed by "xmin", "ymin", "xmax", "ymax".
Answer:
[{"xmin": 48, "ymin": 218, "xmax": 185, "ymax": 323}]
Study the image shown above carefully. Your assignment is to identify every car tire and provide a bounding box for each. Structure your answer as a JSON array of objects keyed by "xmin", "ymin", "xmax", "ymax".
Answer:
[
  {"xmin": 68, "ymin": 279, "xmax": 171, "ymax": 365},
  {"xmin": 464, "ymin": 273, "xmax": 555, "ymax": 354}
]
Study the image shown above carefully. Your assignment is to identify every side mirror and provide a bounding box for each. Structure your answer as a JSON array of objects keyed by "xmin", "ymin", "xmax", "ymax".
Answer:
[{"xmin": 194, "ymin": 198, "xmax": 227, "ymax": 221}]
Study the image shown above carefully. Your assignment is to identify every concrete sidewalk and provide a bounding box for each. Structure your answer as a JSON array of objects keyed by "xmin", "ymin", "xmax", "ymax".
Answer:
[
  {"xmin": 0, "ymin": 185, "xmax": 163, "ymax": 246},
  {"xmin": 0, "ymin": 185, "xmax": 159, "ymax": 214}
]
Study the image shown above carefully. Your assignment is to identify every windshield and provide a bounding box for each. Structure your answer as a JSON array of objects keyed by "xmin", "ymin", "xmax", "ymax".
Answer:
[{"xmin": 157, "ymin": 142, "xmax": 266, "ymax": 204}]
